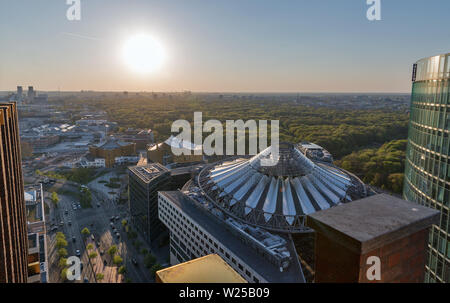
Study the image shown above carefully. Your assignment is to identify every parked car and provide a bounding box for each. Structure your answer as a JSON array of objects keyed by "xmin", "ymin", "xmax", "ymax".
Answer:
[
  {"xmin": 72, "ymin": 237, "xmax": 76, "ymax": 242},
  {"xmin": 59, "ymin": 221, "xmax": 64, "ymax": 227},
  {"xmin": 64, "ymin": 210, "xmax": 68, "ymax": 215},
  {"xmin": 131, "ymin": 258, "xmax": 138, "ymax": 266},
  {"xmin": 75, "ymin": 249, "xmax": 81, "ymax": 257},
  {"xmin": 96, "ymin": 241, "xmax": 101, "ymax": 247},
  {"xmin": 115, "ymin": 232, "xmax": 120, "ymax": 238},
  {"xmin": 68, "ymin": 221, "xmax": 72, "ymax": 226}
]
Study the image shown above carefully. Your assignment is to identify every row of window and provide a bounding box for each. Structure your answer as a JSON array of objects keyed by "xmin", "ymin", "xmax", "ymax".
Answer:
[
  {"xmin": 404, "ymin": 163, "xmax": 449, "ymax": 207},
  {"xmin": 158, "ymin": 195, "xmax": 261, "ymax": 283},
  {"xmin": 406, "ymin": 141, "xmax": 450, "ymax": 181},
  {"xmin": 426, "ymin": 226, "xmax": 450, "ymax": 282},
  {"xmin": 410, "ymin": 105, "xmax": 450, "ymax": 133},
  {"xmin": 412, "ymin": 80, "xmax": 449, "ymax": 105}
]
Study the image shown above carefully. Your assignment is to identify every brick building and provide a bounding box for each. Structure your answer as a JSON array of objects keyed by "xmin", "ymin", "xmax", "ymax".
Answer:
[{"xmin": 89, "ymin": 138, "xmax": 136, "ymax": 168}]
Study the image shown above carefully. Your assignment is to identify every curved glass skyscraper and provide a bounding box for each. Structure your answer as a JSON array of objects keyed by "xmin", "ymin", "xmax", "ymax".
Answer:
[{"xmin": 403, "ymin": 53, "xmax": 450, "ymax": 283}]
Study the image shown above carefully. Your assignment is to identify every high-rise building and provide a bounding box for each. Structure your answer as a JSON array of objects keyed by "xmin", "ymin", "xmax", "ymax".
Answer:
[
  {"xmin": 403, "ymin": 53, "xmax": 450, "ymax": 283},
  {"xmin": 128, "ymin": 163, "xmax": 171, "ymax": 243},
  {"xmin": 27, "ymin": 86, "xmax": 35, "ymax": 103},
  {"xmin": 0, "ymin": 102, "xmax": 28, "ymax": 283},
  {"xmin": 16, "ymin": 86, "xmax": 23, "ymax": 103}
]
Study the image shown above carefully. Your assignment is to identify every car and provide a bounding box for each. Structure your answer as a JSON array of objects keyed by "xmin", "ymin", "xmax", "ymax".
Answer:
[
  {"xmin": 97, "ymin": 203, "xmax": 101, "ymax": 208},
  {"xmin": 51, "ymin": 226, "xmax": 58, "ymax": 232},
  {"xmin": 115, "ymin": 216, "xmax": 120, "ymax": 220},
  {"xmin": 59, "ymin": 221, "xmax": 64, "ymax": 227},
  {"xmin": 131, "ymin": 258, "xmax": 138, "ymax": 266},
  {"xmin": 68, "ymin": 221, "xmax": 72, "ymax": 226},
  {"xmin": 100, "ymin": 250, "xmax": 104, "ymax": 256},
  {"xmin": 115, "ymin": 232, "xmax": 120, "ymax": 238},
  {"xmin": 77, "ymin": 204, "xmax": 81, "ymax": 209},
  {"xmin": 64, "ymin": 210, "xmax": 68, "ymax": 215},
  {"xmin": 72, "ymin": 206, "xmax": 77, "ymax": 211},
  {"xmin": 110, "ymin": 216, "xmax": 115, "ymax": 221},
  {"xmin": 72, "ymin": 237, "xmax": 76, "ymax": 242},
  {"xmin": 96, "ymin": 241, "xmax": 101, "ymax": 247},
  {"xmin": 75, "ymin": 250, "xmax": 81, "ymax": 257},
  {"xmin": 110, "ymin": 222, "xmax": 114, "ymax": 227},
  {"xmin": 91, "ymin": 235, "xmax": 95, "ymax": 241}
]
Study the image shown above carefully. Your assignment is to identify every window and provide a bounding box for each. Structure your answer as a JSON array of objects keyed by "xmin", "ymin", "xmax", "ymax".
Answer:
[
  {"xmin": 238, "ymin": 264, "xmax": 243, "ymax": 271},
  {"xmin": 253, "ymin": 277, "xmax": 260, "ymax": 283},
  {"xmin": 225, "ymin": 253, "xmax": 230, "ymax": 259},
  {"xmin": 232, "ymin": 258, "xmax": 236, "ymax": 265},
  {"xmin": 245, "ymin": 270, "xmax": 251, "ymax": 277}
]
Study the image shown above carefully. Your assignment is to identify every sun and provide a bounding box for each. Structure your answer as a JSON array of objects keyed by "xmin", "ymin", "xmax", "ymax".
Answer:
[{"xmin": 122, "ymin": 34, "xmax": 166, "ymax": 74}]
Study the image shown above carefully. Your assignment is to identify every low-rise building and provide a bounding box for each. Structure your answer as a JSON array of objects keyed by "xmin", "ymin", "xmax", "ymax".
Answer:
[
  {"xmin": 89, "ymin": 138, "xmax": 136, "ymax": 168},
  {"xmin": 147, "ymin": 135, "xmax": 203, "ymax": 166}
]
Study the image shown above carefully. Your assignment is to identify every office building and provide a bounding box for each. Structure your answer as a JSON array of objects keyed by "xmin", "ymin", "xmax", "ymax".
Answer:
[
  {"xmin": 16, "ymin": 86, "xmax": 23, "ymax": 103},
  {"xmin": 27, "ymin": 86, "xmax": 35, "ymax": 103},
  {"xmin": 0, "ymin": 102, "xmax": 28, "ymax": 283},
  {"xmin": 128, "ymin": 163, "xmax": 171, "ymax": 243},
  {"xmin": 403, "ymin": 53, "xmax": 450, "ymax": 282}
]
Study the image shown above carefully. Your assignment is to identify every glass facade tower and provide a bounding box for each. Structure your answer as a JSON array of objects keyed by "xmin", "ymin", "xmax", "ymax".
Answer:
[{"xmin": 403, "ymin": 53, "xmax": 450, "ymax": 283}]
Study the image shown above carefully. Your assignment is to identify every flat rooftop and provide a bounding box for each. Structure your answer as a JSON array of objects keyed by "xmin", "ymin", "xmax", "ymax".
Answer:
[
  {"xmin": 128, "ymin": 162, "xmax": 169, "ymax": 183},
  {"xmin": 160, "ymin": 190, "xmax": 305, "ymax": 283},
  {"xmin": 307, "ymin": 193, "xmax": 440, "ymax": 253},
  {"xmin": 156, "ymin": 254, "xmax": 247, "ymax": 283}
]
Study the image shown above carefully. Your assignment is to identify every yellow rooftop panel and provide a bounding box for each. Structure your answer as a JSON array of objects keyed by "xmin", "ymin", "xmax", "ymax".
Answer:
[{"xmin": 156, "ymin": 254, "xmax": 247, "ymax": 283}]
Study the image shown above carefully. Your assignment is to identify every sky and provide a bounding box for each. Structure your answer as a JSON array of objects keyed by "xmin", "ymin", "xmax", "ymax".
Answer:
[{"xmin": 0, "ymin": 0, "xmax": 449, "ymax": 93}]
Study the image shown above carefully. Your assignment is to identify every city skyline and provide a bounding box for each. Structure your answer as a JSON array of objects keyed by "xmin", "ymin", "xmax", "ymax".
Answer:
[{"xmin": 1, "ymin": 0, "xmax": 449, "ymax": 93}]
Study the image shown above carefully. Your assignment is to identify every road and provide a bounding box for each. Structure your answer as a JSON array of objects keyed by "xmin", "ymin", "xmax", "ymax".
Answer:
[{"xmin": 45, "ymin": 179, "xmax": 156, "ymax": 283}]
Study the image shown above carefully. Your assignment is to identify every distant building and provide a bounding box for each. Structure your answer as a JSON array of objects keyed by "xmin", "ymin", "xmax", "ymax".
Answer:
[
  {"xmin": 156, "ymin": 254, "xmax": 246, "ymax": 283},
  {"xmin": 79, "ymin": 155, "xmax": 106, "ymax": 168},
  {"xmin": 128, "ymin": 163, "xmax": 171, "ymax": 244},
  {"xmin": 117, "ymin": 128, "xmax": 154, "ymax": 150},
  {"xmin": 89, "ymin": 138, "xmax": 136, "ymax": 168},
  {"xmin": 27, "ymin": 86, "xmax": 35, "ymax": 103},
  {"xmin": 403, "ymin": 53, "xmax": 450, "ymax": 283},
  {"xmin": 147, "ymin": 135, "xmax": 203, "ymax": 166},
  {"xmin": 0, "ymin": 102, "xmax": 29, "ymax": 283},
  {"xmin": 298, "ymin": 141, "xmax": 333, "ymax": 163},
  {"xmin": 17, "ymin": 86, "xmax": 23, "ymax": 103}
]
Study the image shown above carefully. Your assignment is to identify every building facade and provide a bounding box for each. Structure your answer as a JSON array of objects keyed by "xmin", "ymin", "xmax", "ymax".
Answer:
[
  {"xmin": 0, "ymin": 103, "xmax": 29, "ymax": 283},
  {"xmin": 128, "ymin": 163, "xmax": 171, "ymax": 243},
  {"xmin": 158, "ymin": 191, "xmax": 305, "ymax": 283},
  {"xmin": 403, "ymin": 53, "xmax": 450, "ymax": 282},
  {"xmin": 89, "ymin": 138, "xmax": 136, "ymax": 168}
]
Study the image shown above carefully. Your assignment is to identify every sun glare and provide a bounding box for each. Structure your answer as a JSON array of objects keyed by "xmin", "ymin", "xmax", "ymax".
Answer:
[{"xmin": 122, "ymin": 34, "xmax": 166, "ymax": 74}]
